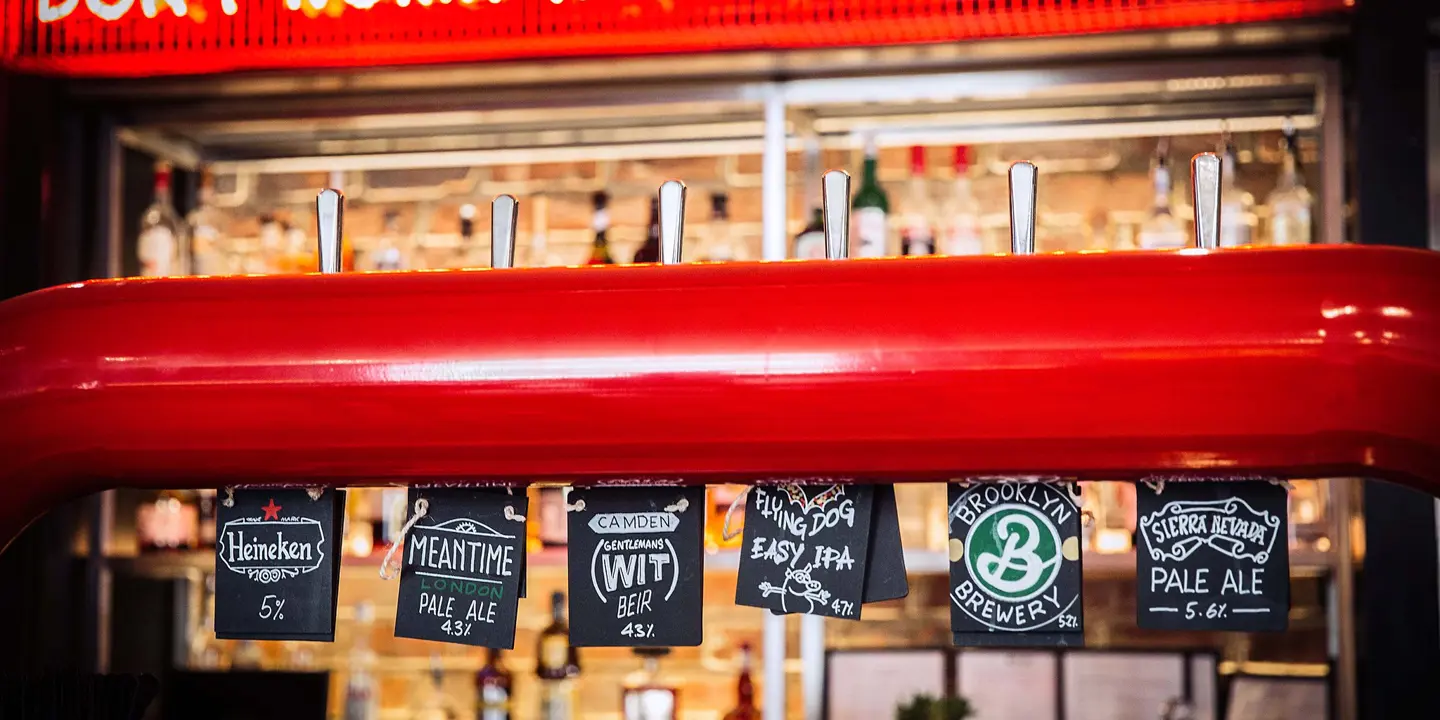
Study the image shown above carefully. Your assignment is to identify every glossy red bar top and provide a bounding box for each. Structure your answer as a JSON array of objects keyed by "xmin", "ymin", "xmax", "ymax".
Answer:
[{"xmin": 1, "ymin": 245, "xmax": 1438, "ymax": 546}]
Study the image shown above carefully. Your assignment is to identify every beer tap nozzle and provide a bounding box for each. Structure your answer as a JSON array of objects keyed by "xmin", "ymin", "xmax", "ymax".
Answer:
[
  {"xmin": 1008, "ymin": 162, "xmax": 1038, "ymax": 255},
  {"xmin": 822, "ymin": 170, "xmax": 852, "ymax": 260},
  {"xmin": 316, "ymin": 188, "xmax": 344, "ymax": 274},
  {"xmin": 491, "ymin": 194, "xmax": 519, "ymax": 269}
]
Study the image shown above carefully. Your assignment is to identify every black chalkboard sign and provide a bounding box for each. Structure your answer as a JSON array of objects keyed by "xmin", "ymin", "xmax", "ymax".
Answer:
[
  {"xmin": 394, "ymin": 487, "xmax": 528, "ymax": 648},
  {"xmin": 948, "ymin": 482, "xmax": 1083, "ymax": 647},
  {"xmin": 565, "ymin": 486, "xmax": 706, "ymax": 647},
  {"xmin": 735, "ymin": 484, "xmax": 875, "ymax": 620},
  {"xmin": 1136, "ymin": 481, "xmax": 1289, "ymax": 632},
  {"xmin": 863, "ymin": 485, "xmax": 909, "ymax": 603},
  {"xmin": 215, "ymin": 488, "xmax": 345, "ymax": 641}
]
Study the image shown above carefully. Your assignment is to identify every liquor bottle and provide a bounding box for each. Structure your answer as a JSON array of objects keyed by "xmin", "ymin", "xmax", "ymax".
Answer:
[
  {"xmin": 941, "ymin": 145, "xmax": 985, "ymax": 256},
  {"xmin": 536, "ymin": 591, "xmax": 580, "ymax": 720},
  {"xmin": 188, "ymin": 579, "xmax": 229, "ymax": 670},
  {"xmin": 900, "ymin": 146, "xmax": 935, "ymax": 256},
  {"xmin": 851, "ymin": 133, "xmax": 891, "ymax": 257},
  {"xmin": 458, "ymin": 203, "xmax": 478, "ymax": 267},
  {"xmin": 1217, "ymin": 134, "xmax": 1256, "ymax": 247},
  {"xmin": 721, "ymin": 643, "xmax": 758, "ymax": 720},
  {"xmin": 622, "ymin": 648, "xmax": 678, "ymax": 720},
  {"xmin": 1136, "ymin": 139, "xmax": 1187, "ymax": 250},
  {"xmin": 345, "ymin": 601, "xmax": 380, "ymax": 720},
  {"xmin": 186, "ymin": 167, "xmax": 228, "ymax": 276},
  {"xmin": 1266, "ymin": 119, "xmax": 1313, "ymax": 246},
  {"xmin": 537, "ymin": 487, "xmax": 569, "ymax": 549},
  {"xmin": 197, "ymin": 488, "xmax": 218, "ymax": 549},
  {"xmin": 633, "ymin": 196, "xmax": 661, "ymax": 264},
  {"xmin": 700, "ymin": 192, "xmax": 735, "ymax": 262},
  {"xmin": 137, "ymin": 161, "xmax": 191, "ymax": 277},
  {"xmin": 793, "ymin": 139, "xmax": 827, "ymax": 260},
  {"xmin": 588, "ymin": 192, "xmax": 615, "ymax": 265},
  {"xmin": 411, "ymin": 654, "xmax": 458, "ymax": 720},
  {"xmin": 136, "ymin": 490, "xmax": 198, "ymax": 553},
  {"xmin": 476, "ymin": 647, "xmax": 514, "ymax": 720}
]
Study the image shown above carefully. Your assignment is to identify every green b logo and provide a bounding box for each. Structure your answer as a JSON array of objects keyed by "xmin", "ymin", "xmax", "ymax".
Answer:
[{"xmin": 964, "ymin": 503, "xmax": 1062, "ymax": 602}]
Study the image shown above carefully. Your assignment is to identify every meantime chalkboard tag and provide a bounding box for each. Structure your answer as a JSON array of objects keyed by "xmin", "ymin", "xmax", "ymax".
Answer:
[
  {"xmin": 215, "ymin": 488, "xmax": 345, "ymax": 641},
  {"xmin": 394, "ymin": 488, "xmax": 528, "ymax": 648},
  {"xmin": 1136, "ymin": 481, "xmax": 1289, "ymax": 632},
  {"xmin": 948, "ymin": 482, "xmax": 1083, "ymax": 647},
  {"xmin": 736, "ymin": 484, "xmax": 875, "ymax": 620},
  {"xmin": 566, "ymin": 486, "xmax": 706, "ymax": 647}
]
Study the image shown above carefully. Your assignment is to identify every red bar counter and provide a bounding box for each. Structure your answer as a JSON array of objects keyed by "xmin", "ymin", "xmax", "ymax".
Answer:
[{"xmin": 1, "ymin": 245, "xmax": 1437, "ymax": 548}]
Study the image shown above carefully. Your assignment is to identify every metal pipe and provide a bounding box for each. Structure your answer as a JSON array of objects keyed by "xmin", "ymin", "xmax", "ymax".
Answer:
[{"xmin": 762, "ymin": 84, "xmax": 788, "ymax": 261}]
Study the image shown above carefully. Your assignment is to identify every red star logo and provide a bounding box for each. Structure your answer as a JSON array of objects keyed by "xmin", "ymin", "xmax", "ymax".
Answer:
[{"xmin": 262, "ymin": 498, "xmax": 282, "ymax": 521}]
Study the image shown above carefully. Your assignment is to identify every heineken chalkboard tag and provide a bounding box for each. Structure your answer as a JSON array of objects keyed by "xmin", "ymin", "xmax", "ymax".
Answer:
[
  {"xmin": 565, "ymin": 486, "xmax": 705, "ymax": 647},
  {"xmin": 1136, "ymin": 481, "xmax": 1289, "ymax": 631},
  {"xmin": 214, "ymin": 488, "xmax": 345, "ymax": 641},
  {"xmin": 394, "ymin": 488, "xmax": 528, "ymax": 648},
  {"xmin": 948, "ymin": 482, "xmax": 1082, "ymax": 647},
  {"xmin": 736, "ymin": 484, "xmax": 875, "ymax": 620}
]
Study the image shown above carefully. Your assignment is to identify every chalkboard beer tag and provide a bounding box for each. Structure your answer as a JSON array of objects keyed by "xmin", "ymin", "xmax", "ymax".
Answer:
[
  {"xmin": 1135, "ymin": 481, "xmax": 1289, "ymax": 632},
  {"xmin": 948, "ymin": 482, "xmax": 1083, "ymax": 647},
  {"xmin": 215, "ymin": 488, "xmax": 345, "ymax": 641},
  {"xmin": 565, "ymin": 486, "xmax": 706, "ymax": 647},
  {"xmin": 863, "ymin": 484, "xmax": 909, "ymax": 603},
  {"xmin": 394, "ymin": 488, "xmax": 528, "ymax": 648},
  {"xmin": 736, "ymin": 484, "xmax": 875, "ymax": 620}
]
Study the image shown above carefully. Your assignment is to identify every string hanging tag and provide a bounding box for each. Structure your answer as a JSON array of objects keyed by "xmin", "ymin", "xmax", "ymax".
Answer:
[
  {"xmin": 1145, "ymin": 478, "xmax": 1167, "ymax": 495},
  {"xmin": 379, "ymin": 498, "xmax": 429, "ymax": 580},
  {"xmin": 565, "ymin": 497, "xmax": 586, "ymax": 513},
  {"xmin": 221, "ymin": 487, "xmax": 234, "ymax": 508},
  {"xmin": 721, "ymin": 486, "xmax": 751, "ymax": 541},
  {"xmin": 306, "ymin": 487, "xmax": 324, "ymax": 501},
  {"xmin": 664, "ymin": 496, "xmax": 690, "ymax": 513}
]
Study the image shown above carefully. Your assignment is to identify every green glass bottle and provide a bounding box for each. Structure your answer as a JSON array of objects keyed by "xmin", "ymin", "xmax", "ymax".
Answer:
[{"xmin": 851, "ymin": 133, "xmax": 890, "ymax": 257}]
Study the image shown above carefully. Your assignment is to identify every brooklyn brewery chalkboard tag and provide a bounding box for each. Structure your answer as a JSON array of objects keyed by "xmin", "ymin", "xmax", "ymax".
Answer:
[
  {"xmin": 394, "ymin": 488, "xmax": 528, "ymax": 648},
  {"xmin": 1136, "ymin": 481, "xmax": 1289, "ymax": 632},
  {"xmin": 736, "ymin": 484, "xmax": 875, "ymax": 620},
  {"xmin": 565, "ymin": 486, "xmax": 706, "ymax": 647},
  {"xmin": 214, "ymin": 488, "xmax": 345, "ymax": 641},
  {"xmin": 948, "ymin": 482, "xmax": 1083, "ymax": 647}
]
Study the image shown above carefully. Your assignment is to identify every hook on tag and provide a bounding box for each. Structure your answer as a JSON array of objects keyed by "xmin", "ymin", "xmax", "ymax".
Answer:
[
  {"xmin": 1269, "ymin": 478, "xmax": 1296, "ymax": 492},
  {"xmin": 306, "ymin": 487, "xmax": 324, "ymax": 501},
  {"xmin": 379, "ymin": 498, "xmax": 429, "ymax": 581},
  {"xmin": 664, "ymin": 497, "xmax": 690, "ymax": 514},
  {"xmin": 721, "ymin": 486, "xmax": 752, "ymax": 541},
  {"xmin": 504, "ymin": 505, "xmax": 526, "ymax": 523},
  {"xmin": 222, "ymin": 487, "xmax": 235, "ymax": 508},
  {"xmin": 565, "ymin": 498, "xmax": 586, "ymax": 513},
  {"xmin": 1145, "ymin": 479, "xmax": 1167, "ymax": 495}
]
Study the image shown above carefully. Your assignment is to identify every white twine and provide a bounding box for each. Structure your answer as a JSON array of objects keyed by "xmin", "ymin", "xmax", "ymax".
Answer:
[
  {"xmin": 565, "ymin": 498, "xmax": 586, "ymax": 513},
  {"xmin": 664, "ymin": 497, "xmax": 690, "ymax": 513},
  {"xmin": 222, "ymin": 487, "xmax": 234, "ymax": 508},
  {"xmin": 306, "ymin": 487, "xmax": 324, "ymax": 501},
  {"xmin": 721, "ymin": 486, "xmax": 752, "ymax": 541},
  {"xmin": 379, "ymin": 498, "xmax": 429, "ymax": 581},
  {"xmin": 1270, "ymin": 478, "xmax": 1295, "ymax": 491},
  {"xmin": 504, "ymin": 504, "xmax": 526, "ymax": 522},
  {"xmin": 1145, "ymin": 479, "xmax": 1166, "ymax": 495}
]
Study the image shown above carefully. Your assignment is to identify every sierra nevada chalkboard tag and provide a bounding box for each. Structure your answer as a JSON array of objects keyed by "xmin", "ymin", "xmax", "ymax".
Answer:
[
  {"xmin": 394, "ymin": 487, "xmax": 528, "ymax": 648},
  {"xmin": 566, "ymin": 486, "xmax": 706, "ymax": 647},
  {"xmin": 736, "ymin": 484, "xmax": 875, "ymax": 620},
  {"xmin": 1136, "ymin": 481, "xmax": 1289, "ymax": 632},
  {"xmin": 948, "ymin": 482, "xmax": 1083, "ymax": 647},
  {"xmin": 215, "ymin": 488, "xmax": 345, "ymax": 641}
]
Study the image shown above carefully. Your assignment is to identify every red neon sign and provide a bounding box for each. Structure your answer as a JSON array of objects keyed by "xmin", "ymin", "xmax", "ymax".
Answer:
[{"xmin": 3, "ymin": 0, "xmax": 1349, "ymax": 79}]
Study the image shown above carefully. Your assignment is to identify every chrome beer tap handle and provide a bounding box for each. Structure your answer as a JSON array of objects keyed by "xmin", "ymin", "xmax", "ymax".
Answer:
[
  {"xmin": 659, "ymin": 180, "xmax": 686, "ymax": 265},
  {"xmin": 1008, "ymin": 161, "xmax": 1037, "ymax": 255},
  {"xmin": 1191, "ymin": 152, "xmax": 1222, "ymax": 250},
  {"xmin": 491, "ymin": 194, "xmax": 518, "ymax": 269},
  {"xmin": 316, "ymin": 188, "xmax": 344, "ymax": 274},
  {"xmin": 822, "ymin": 170, "xmax": 851, "ymax": 260}
]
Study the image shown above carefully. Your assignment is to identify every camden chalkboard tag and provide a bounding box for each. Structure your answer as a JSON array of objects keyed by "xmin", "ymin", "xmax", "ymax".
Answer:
[
  {"xmin": 214, "ymin": 488, "xmax": 345, "ymax": 641},
  {"xmin": 736, "ymin": 484, "xmax": 875, "ymax": 620},
  {"xmin": 948, "ymin": 482, "xmax": 1083, "ymax": 647},
  {"xmin": 565, "ymin": 486, "xmax": 706, "ymax": 647},
  {"xmin": 394, "ymin": 487, "xmax": 528, "ymax": 648},
  {"xmin": 1135, "ymin": 480, "xmax": 1289, "ymax": 632}
]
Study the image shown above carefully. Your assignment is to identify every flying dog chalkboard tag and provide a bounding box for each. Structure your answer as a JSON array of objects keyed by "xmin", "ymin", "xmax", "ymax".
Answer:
[
  {"xmin": 1136, "ymin": 480, "xmax": 1289, "ymax": 632},
  {"xmin": 394, "ymin": 488, "xmax": 528, "ymax": 648},
  {"xmin": 736, "ymin": 484, "xmax": 875, "ymax": 620},
  {"xmin": 565, "ymin": 486, "xmax": 705, "ymax": 647},
  {"xmin": 215, "ymin": 488, "xmax": 345, "ymax": 641},
  {"xmin": 863, "ymin": 484, "xmax": 909, "ymax": 603},
  {"xmin": 948, "ymin": 482, "xmax": 1083, "ymax": 647}
]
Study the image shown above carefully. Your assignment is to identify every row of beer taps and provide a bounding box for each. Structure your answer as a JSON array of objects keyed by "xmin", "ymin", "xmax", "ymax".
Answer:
[{"xmin": 311, "ymin": 153, "xmax": 1224, "ymax": 274}]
